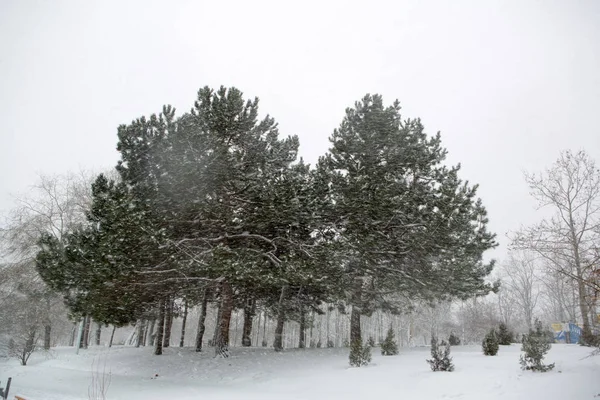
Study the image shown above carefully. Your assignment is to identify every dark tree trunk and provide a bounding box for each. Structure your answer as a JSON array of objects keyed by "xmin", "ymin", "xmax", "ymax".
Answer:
[
  {"xmin": 44, "ymin": 324, "xmax": 51, "ymax": 350},
  {"xmin": 179, "ymin": 300, "xmax": 188, "ymax": 347},
  {"xmin": 163, "ymin": 296, "xmax": 174, "ymax": 348},
  {"xmin": 95, "ymin": 322, "xmax": 102, "ymax": 346},
  {"xmin": 262, "ymin": 312, "xmax": 268, "ymax": 347},
  {"xmin": 215, "ymin": 280, "xmax": 233, "ymax": 358},
  {"xmin": 109, "ymin": 325, "xmax": 116, "ymax": 348},
  {"xmin": 82, "ymin": 316, "xmax": 91, "ymax": 349},
  {"xmin": 273, "ymin": 285, "xmax": 288, "ymax": 352},
  {"xmin": 136, "ymin": 320, "xmax": 145, "ymax": 347},
  {"xmin": 299, "ymin": 307, "xmax": 306, "ymax": 349},
  {"xmin": 154, "ymin": 299, "xmax": 166, "ymax": 355},
  {"xmin": 146, "ymin": 318, "xmax": 156, "ymax": 346},
  {"xmin": 195, "ymin": 289, "xmax": 209, "ymax": 352},
  {"xmin": 242, "ymin": 298, "xmax": 255, "ymax": 347},
  {"xmin": 350, "ymin": 277, "xmax": 363, "ymax": 345}
]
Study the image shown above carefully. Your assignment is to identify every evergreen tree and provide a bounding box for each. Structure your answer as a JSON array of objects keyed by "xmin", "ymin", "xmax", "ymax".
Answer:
[
  {"xmin": 380, "ymin": 326, "xmax": 399, "ymax": 356},
  {"xmin": 349, "ymin": 337, "xmax": 372, "ymax": 367},
  {"xmin": 448, "ymin": 332, "xmax": 461, "ymax": 346},
  {"xmin": 427, "ymin": 336, "xmax": 454, "ymax": 372},
  {"xmin": 367, "ymin": 336, "xmax": 376, "ymax": 347},
  {"xmin": 497, "ymin": 322, "xmax": 514, "ymax": 345},
  {"xmin": 520, "ymin": 319, "xmax": 555, "ymax": 372},
  {"xmin": 482, "ymin": 329, "xmax": 499, "ymax": 356},
  {"xmin": 319, "ymin": 94, "xmax": 498, "ymax": 348}
]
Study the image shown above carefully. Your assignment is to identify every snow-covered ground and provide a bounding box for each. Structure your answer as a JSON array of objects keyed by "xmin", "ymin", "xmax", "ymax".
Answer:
[{"xmin": 0, "ymin": 344, "xmax": 598, "ymax": 400}]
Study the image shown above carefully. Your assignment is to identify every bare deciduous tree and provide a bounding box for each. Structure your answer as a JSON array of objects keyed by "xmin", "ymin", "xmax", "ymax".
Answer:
[
  {"xmin": 0, "ymin": 171, "xmax": 96, "ymax": 350},
  {"xmin": 512, "ymin": 150, "xmax": 600, "ymax": 336},
  {"xmin": 499, "ymin": 251, "xmax": 541, "ymax": 330}
]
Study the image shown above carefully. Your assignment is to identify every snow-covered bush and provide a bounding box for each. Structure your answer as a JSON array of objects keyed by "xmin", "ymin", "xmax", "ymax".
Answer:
[
  {"xmin": 349, "ymin": 338, "xmax": 371, "ymax": 367},
  {"xmin": 380, "ymin": 327, "xmax": 398, "ymax": 356},
  {"xmin": 520, "ymin": 319, "xmax": 554, "ymax": 372},
  {"xmin": 448, "ymin": 332, "xmax": 461, "ymax": 346},
  {"xmin": 427, "ymin": 336, "xmax": 454, "ymax": 372},
  {"xmin": 497, "ymin": 323, "xmax": 514, "ymax": 345},
  {"xmin": 482, "ymin": 329, "xmax": 499, "ymax": 356}
]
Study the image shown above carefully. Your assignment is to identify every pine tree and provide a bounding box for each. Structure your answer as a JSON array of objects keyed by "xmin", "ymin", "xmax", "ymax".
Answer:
[
  {"xmin": 520, "ymin": 319, "xmax": 555, "ymax": 372},
  {"xmin": 482, "ymin": 329, "xmax": 499, "ymax": 356},
  {"xmin": 497, "ymin": 322, "xmax": 514, "ymax": 345},
  {"xmin": 367, "ymin": 336, "xmax": 375, "ymax": 347},
  {"xmin": 448, "ymin": 332, "xmax": 461, "ymax": 346},
  {"xmin": 381, "ymin": 326, "xmax": 399, "ymax": 356},
  {"xmin": 427, "ymin": 336, "xmax": 454, "ymax": 372},
  {"xmin": 349, "ymin": 338, "xmax": 372, "ymax": 367},
  {"xmin": 319, "ymin": 94, "xmax": 498, "ymax": 348}
]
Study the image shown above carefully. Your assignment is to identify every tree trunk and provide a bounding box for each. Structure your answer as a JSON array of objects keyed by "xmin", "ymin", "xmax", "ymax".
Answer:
[
  {"xmin": 108, "ymin": 325, "xmax": 117, "ymax": 347},
  {"xmin": 180, "ymin": 300, "xmax": 188, "ymax": 347},
  {"xmin": 215, "ymin": 280, "xmax": 233, "ymax": 358},
  {"xmin": 154, "ymin": 299, "xmax": 166, "ymax": 355},
  {"xmin": 82, "ymin": 316, "xmax": 91, "ymax": 349},
  {"xmin": 94, "ymin": 322, "xmax": 101, "ymax": 346},
  {"xmin": 350, "ymin": 277, "xmax": 363, "ymax": 345},
  {"xmin": 136, "ymin": 320, "xmax": 145, "ymax": 347},
  {"xmin": 212, "ymin": 304, "xmax": 221, "ymax": 346},
  {"xmin": 195, "ymin": 289, "xmax": 209, "ymax": 352},
  {"xmin": 242, "ymin": 298, "xmax": 255, "ymax": 347},
  {"xmin": 147, "ymin": 319, "xmax": 155, "ymax": 346},
  {"xmin": 44, "ymin": 324, "xmax": 51, "ymax": 350},
  {"xmin": 273, "ymin": 285, "xmax": 288, "ymax": 352},
  {"xmin": 299, "ymin": 306, "xmax": 306, "ymax": 349},
  {"xmin": 69, "ymin": 323, "xmax": 76, "ymax": 347},
  {"xmin": 163, "ymin": 297, "xmax": 174, "ymax": 348},
  {"xmin": 75, "ymin": 318, "xmax": 85, "ymax": 354},
  {"xmin": 262, "ymin": 312, "xmax": 268, "ymax": 347}
]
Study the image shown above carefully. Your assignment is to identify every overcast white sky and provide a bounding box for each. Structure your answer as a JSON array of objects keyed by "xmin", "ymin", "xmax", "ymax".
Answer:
[{"xmin": 1, "ymin": 0, "xmax": 599, "ymax": 261}]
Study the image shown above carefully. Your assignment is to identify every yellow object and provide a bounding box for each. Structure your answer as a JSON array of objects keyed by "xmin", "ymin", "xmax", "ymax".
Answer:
[{"xmin": 551, "ymin": 323, "xmax": 563, "ymax": 332}]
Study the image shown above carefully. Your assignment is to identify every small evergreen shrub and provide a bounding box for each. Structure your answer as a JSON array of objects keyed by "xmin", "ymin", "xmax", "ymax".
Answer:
[
  {"xmin": 327, "ymin": 339, "xmax": 334, "ymax": 348},
  {"xmin": 367, "ymin": 336, "xmax": 375, "ymax": 347},
  {"xmin": 497, "ymin": 323, "xmax": 514, "ymax": 345},
  {"xmin": 482, "ymin": 329, "xmax": 499, "ymax": 356},
  {"xmin": 381, "ymin": 327, "xmax": 399, "ymax": 356},
  {"xmin": 520, "ymin": 319, "xmax": 555, "ymax": 372},
  {"xmin": 316, "ymin": 340, "xmax": 322, "ymax": 348},
  {"xmin": 448, "ymin": 332, "xmax": 461, "ymax": 346},
  {"xmin": 427, "ymin": 336, "xmax": 454, "ymax": 372},
  {"xmin": 349, "ymin": 338, "xmax": 372, "ymax": 367}
]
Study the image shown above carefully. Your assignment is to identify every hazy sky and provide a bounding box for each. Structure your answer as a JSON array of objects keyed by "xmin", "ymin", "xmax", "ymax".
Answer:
[{"xmin": 1, "ymin": 0, "xmax": 599, "ymax": 261}]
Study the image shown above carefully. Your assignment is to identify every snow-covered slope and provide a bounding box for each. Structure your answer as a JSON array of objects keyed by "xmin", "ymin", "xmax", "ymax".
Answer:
[{"xmin": 0, "ymin": 344, "xmax": 597, "ymax": 400}]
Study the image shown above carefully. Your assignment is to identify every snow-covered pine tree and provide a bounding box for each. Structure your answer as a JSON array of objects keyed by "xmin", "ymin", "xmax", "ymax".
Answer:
[
  {"xmin": 367, "ymin": 336, "xmax": 376, "ymax": 347},
  {"xmin": 380, "ymin": 326, "xmax": 399, "ymax": 355},
  {"xmin": 319, "ymin": 94, "xmax": 498, "ymax": 354},
  {"xmin": 427, "ymin": 336, "xmax": 454, "ymax": 372},
  {"xmin": 497, "ymin": 322, "xmax": 513, "ymax": 345},
  {"xmin": 482, "ymin": 329, "xmax": 499, "ymax": 356},
  {"xmin": 448, "ymin": 332, "xmax": 461, "ymax": 346},
  {"xmin": 520, "ymin": 319, "xmax": 555, "ymax": 372},
  {"xmin": 349, "ymin": 337, "xmax": 372, "ymax": 367}
]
